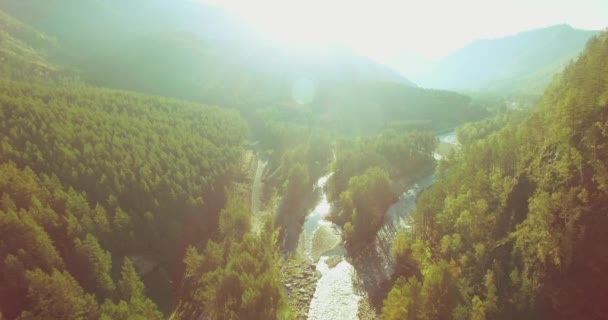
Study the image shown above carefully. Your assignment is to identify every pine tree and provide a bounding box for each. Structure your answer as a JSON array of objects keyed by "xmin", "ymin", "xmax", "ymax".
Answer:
[
  {"xmin": 22, "ymin": 268, "xmax": 99, "ymax": 319},
  {"xmin": 117, "ymin": 257, "xmax": 144, "ymax": 301}
]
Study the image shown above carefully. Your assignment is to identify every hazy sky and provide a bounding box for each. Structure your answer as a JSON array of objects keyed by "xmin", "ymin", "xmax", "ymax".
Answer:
[{"xmin": 198, "ymin": 0, "xmax": 607, "ymax": 77}]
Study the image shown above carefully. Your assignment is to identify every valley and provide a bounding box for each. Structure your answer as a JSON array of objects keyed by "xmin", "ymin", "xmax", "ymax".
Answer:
[{"xmin": 0, "ymin": 1, "xmax": 606, "ymax": 320}]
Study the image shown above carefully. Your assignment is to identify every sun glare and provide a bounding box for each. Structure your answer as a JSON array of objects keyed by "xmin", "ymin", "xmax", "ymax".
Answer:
[
  {"xmin": 196, "ymin": 0, "xmax": 608, "ymax": 66},
  {"xmin": 226, "ymin": 1, "xmax": 349, "ymax": 51},
  {"xmin": 197, "ymin": 0, "xmax": 439, "ymax": 61}
]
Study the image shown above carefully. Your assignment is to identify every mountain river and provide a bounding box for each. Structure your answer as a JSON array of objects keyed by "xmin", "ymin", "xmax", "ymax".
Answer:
[{"xmin": 302, "ymin": 131, "xmax": 457, "ymax": 320}]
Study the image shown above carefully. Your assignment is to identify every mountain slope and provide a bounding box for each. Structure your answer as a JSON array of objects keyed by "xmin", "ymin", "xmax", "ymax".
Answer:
[
  {"xmin": 382, "ymin": 31, "xmax": 608, "ymax": 320},
  {"xmin": 0, "ymin": 0, "xmax": 413, "ymax": 105},
  {"xmin": 424, "ymin": 24, "xmax": 598, "ymax": 94},
  {"xmin": 0, "ymin": 10, "xmax": 67, "ymax": 82},
  {"xmin": 0, "ymin": 78, "xmax": 251, "ymax": 317},
  {"xmin": 0, "ymin": 1, "xmax": 487, "ymax": 137}
]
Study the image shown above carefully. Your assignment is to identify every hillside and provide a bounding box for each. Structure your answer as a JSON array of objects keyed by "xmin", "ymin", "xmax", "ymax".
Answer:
[
  {"xmin": 382, "ymin": 31, "xmax": 608, "ymax": 320},
  {"xmin": 0, "ymin": 1, "xmax": 488, "ymax": 136},
  {"xmin": 0, "ymin": 0, "xmax": 413, "ymax": 105},
  {"xmin": 424, "ymin": 24, "xmax": 598, "ymax": 94},
  {"xmin": 0, "ymin": 10, "xmax": 66, "ymax": 82},
  {"xmin": 0, "ymin": 79, "xmax": 252, "ymax": 317},
  {"xmin": 0, "ymin": 6, "xmax": 300, "ymax": 314}
]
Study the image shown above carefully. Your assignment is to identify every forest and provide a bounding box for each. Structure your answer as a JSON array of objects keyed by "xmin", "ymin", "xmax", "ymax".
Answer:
[
  {"xmin": 327, "ymin": 130, "xmax": 437, "ymax": 245},
  {"xmin": 0, "ymin": 78, "xmax": 252, "ymax": 318},
  {"xmin": 381, "ymin": 32, "xmax": 608, "ymax": 320},
  {"xmin": 0, "ymin": 1, "xmax": 606, "ymax": 320}
]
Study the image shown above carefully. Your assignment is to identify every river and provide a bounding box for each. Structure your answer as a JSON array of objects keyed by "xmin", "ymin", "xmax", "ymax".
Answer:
[
  {"xmin": 302, "ymin": 131, "xmax": 457, "ymax": 320},
  {"xmin": 303, "ymin": 174, "xmax": 360, "ymax": 320}
]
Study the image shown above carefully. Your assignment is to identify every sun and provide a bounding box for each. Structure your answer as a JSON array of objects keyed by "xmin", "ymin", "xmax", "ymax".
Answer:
[
  {"xmin": 194, "ymin": 0, "xmax": 427, "ymax": 63},
  {"xmin": 203, "ymin": 0, "xmax": 351, "ymax": 51}
]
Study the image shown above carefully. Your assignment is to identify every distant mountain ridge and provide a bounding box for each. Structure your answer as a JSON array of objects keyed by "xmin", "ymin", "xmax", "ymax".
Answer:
[
  {"xmin": 0, "ymin": 0, "xmax": 414, "ymax": 107},
  {"xmin": 0, "ymin": 0, "xmax": 486, "ymax": 136},
  {"xmin": 424, "ymin": 24, "xmax": 598, "ymax": 94}
]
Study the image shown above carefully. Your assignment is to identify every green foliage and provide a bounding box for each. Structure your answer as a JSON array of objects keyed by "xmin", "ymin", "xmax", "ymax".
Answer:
[
  {"xmin": 382, "ymin": 31, "xmax": 608, "ymax": 320},
  {"xmin": 98, "ymin": 258, "xmax": 163, "ymax": 319},
  {"xmin": 255, "ymin": 109, "xmax": 333, "ymax": 239},
  {"xmin": 174, "ymin": 194, "xmax": 288, "ymax": 320},
  {"xmin": 0, "ymin": 163, "xmax": 162, "ymax": 319},
  {"xmin": 380, "ymin": 277, "xmax": 422, "ymax": 320},
  {"xmin": 3, "ymin": 3, "xmax": 594, "ymax": 319},
  {"xmin": 328, "ymin": 130, "xmax": 437, "ymax": 203},
  {"xmin": 255, "ymin": 106, "xmax": 332, "ymax": 193},
  {"xmin": 218, "ymin": 189, "xmax": 251, "ymax": 240},
  {"xmin": 0, "ymin": 10, "xmax": 71, "ymax": 83},
  {"xmin": 0, "ymin": 76, "xmax": 247, "ymax": 315},
  {"xmin": 101, "ymin": 295, "xmax": 163, "ymax": 320},
  {"xmin": 0, "ymin": 79, "xmax": 247, "ymax": 257},
  {"xmin": 74, "ymin": 234, "xmax": 115, "ymax": 296},
  {"xmin": 20, "ymin": 268, "xmax": 99, "ymax": 320},
  {"xmin": 382, "ymin": 261, "xmax": 456, "ymax": 320},
  {"xmin": 340, "ymin": 167, "xmax": 395, "ymax": 243},
  {"xmin": 283, "ymin": 163, "xmax": 312, "ymax": 206},
  {"xmin": 327, "ymin": 130, "xmax": 436, "ymax": 245},
  {"xmin": 117, "ymin": 258, "xmax": 145, "ymax": 301},
  {"xmin": 456, "ymin": 110, "xmax": 528, "ymax": 146},
  {"xmin": 392, "ymin": 233, "xmax": 424, "ymax": 278},
  {"xmin": 101, "ymin": 257, "xmax": 163, "ymax": 320},
  {"xmin": 343, "ymin": 82, "xmax": 484, "ymax": 132},
  {"xmin": 251, "ymin": 82, "xmax": 486, "ymax": 142}
]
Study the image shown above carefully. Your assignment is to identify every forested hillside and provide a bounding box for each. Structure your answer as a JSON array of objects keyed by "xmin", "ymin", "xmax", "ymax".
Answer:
[
  {"xmin": 382, "ymin": 31, "xmax": 608, "ymax": 320},
  {"xmin": 0, "ymin": 162, "xmax": 163, "ymax": 319},
  {"xmin": 0, "ymin": 78, "xmax": 253, "ymax": 318},
  {"xmin": 174, "ymin": 191, "xmax": 289, "ymax": 319},
  {"xmin": 0, "ymin": 10, "xmax": 68, "ymax": 82}
]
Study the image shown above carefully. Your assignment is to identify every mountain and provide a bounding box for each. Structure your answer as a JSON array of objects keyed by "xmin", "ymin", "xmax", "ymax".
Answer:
[
  {"xmin": 424, "ymin": 24, "xmax": 598, "ymax": 94},
  {"xmin": 382, "ymin": 31, "xmax": 608, "ymax": 320},
  {"xmin": 0, "ymin": 0, "xmax": 485, "ymax": 137},
  {"xmin": 0, "ymin": 9, "xmax": 65, "ymax": 82},
  {"xmin": 0, "ymin": 0, "xmax": 414, "ymax": 107}
]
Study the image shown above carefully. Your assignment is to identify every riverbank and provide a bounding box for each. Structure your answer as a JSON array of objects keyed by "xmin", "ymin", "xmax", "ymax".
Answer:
[
  {"xmin": 281, "ymin": 254, "xmax": 321, "ymax": 319},
  {"xmin": 349, "ymin": 131, "xmax": 460, "ymax": 313},
  {"xmin": 390, "ymin": 162, "xmax": 435, "ymax": 196},
  {"xmin": 291, "ymin": 164, "xmax": 435, "ymax": 319}
]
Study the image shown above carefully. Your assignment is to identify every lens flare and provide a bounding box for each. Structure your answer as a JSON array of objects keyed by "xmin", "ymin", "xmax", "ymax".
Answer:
[{"xmin": 291, "ymin": 78, "xmax": 316, "ymax": 105}]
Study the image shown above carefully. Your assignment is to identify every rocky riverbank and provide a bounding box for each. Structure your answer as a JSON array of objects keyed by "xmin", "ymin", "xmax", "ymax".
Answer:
[{"xmin": 281, "ymin": 255, "xmax": 321, "ymax": 319}]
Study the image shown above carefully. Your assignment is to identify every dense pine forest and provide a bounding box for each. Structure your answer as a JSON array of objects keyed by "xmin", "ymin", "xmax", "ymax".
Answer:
[
  {"xmin": 0, "ymin": 1, "xmax": 606, "ymax": 320},
  {"xmin": 381, "ymin": 31, "xmax": 608, "ymax": 320},
  {"xmin": 0, "ymin": 79, "xmax": 250, "ymax": 317}
]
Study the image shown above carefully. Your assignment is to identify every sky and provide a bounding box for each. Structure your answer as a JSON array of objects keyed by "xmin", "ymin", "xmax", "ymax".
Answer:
[{"xmin": 197, "ymin": 0, "xmax": 608, "ymax": 77}]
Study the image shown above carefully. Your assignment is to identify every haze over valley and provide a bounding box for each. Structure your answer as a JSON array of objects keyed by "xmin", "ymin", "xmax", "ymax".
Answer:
[{"xmin": 0, "ymin": 1, "xmax": 607, "ymax": 320}]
